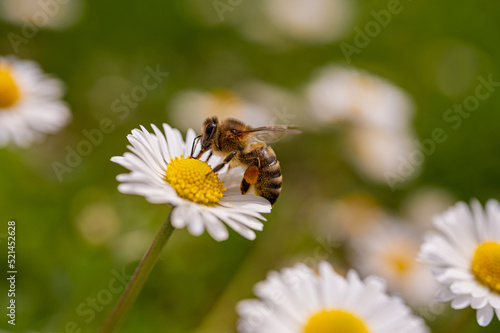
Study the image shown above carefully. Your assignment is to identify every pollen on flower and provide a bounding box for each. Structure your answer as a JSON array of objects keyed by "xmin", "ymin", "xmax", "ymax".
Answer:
[
  {"xmin": 303, "ymin": 309, "xmax": 369, "ymax": 333},
  {"xmin": 165, "ymin": 154, "xmax": 226, "ymax": 205},
  {"xmin": 472, "ymin": 241, "xmax": 500, "ymax": 294},
  {"xmin": 0, "ymin": 65, "xmax": 20, "ymax": 108}
]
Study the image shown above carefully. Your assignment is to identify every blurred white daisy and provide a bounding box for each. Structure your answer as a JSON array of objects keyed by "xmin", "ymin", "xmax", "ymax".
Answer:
[
  {"xmin": 110, "ymin": 229, "xmax": 156, "ymax": 264},
  {"xmin": 169, "ymin": 88, "xmax": 271, "ymax": 130},
  {"xmin": 233, "ymin": 0, "xmax": 356, "ymax": 46},
  {"xmin": 237, "ymin": 80, "xmax": 307, "ymax": 125},
  {"xmin": 0, "ymin": 0, "xmax": 84, "ymax": 30},
  {"xmin": 314, "ymin": 192, "xmax": 385, "ymax": 242},
  {"xmin": 111, "ymin": 123, "xmax": 272, "ymax": 241},
  {"xmin": 401, "ymin": 187, "xmax": 455, "ymax": 231},
  {"xmin": 75, "ymin": 201, "xmax": 121, "ymax": 246},
  {"xmin": 237, "ymin": 261, "xmax": 428, "ymax": 333},
  {"xmin": 263, "ymin": 0, "xmax": 355, "ymax": 43},
  {"xmin": 305, "ymin": 64, "xmax": 421, "ymax": 185},
  {"xmin": 169, "ymin": 82, "xmax": 304, "ymax": 132},
  {"xmin": 352, "ymin": 220, "xmax": 440, "ymax": 308},
  {"xmin": 419, "ymin": 199, "xmax": 500, "ymax": 326},
  {"xmin": 0, "ymin": 56, "xmax": 71, "ymax": 148},
  {"xmin": 345, "ymin": 125, "xmax": 421, "ymax": 184},
  {"xmin": 305, "ymin": 65, "xmax": 414, "ymax": 132}
]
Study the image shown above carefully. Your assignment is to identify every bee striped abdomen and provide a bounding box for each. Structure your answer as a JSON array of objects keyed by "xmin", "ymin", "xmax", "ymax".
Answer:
[{"xmin": 254, "ymin": 146, "xmax": 282, "ymax": 206}]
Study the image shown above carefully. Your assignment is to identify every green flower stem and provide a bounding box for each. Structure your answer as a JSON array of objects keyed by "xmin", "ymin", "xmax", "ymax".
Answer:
[{"xmin": 99, "ymin": 212, "xmax": 175, "ymax": 333}]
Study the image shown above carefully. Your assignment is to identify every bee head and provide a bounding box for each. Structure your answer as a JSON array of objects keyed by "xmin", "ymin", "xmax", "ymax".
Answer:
[{"xmin": 200, "ymin": 116, "xmax": 219, "ymax": 150}]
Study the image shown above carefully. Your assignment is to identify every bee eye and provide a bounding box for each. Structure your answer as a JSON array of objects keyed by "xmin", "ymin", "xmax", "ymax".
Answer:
[{"xmin": 205, "ymin": 122, "xmax": 217, "ymax": 138}]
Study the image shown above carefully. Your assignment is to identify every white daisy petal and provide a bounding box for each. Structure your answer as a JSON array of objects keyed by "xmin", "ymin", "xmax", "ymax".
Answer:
[
  {"xmin": 471, "ymin": 296, "xmax": 489, "ymax": 309},
  {"xmin": 451, "ymin": 295, "xmax": 471, "ymax": 309},
  {"xmin": 186, "ymin": 207, "xmax": 205, "ymax": 236},
  {"xmin": 171, "ymin": 205, "xmax": 188, "ymax": 229},
  {"xmin": 151, "ymin": 123, "xmax": 172, "ymax": 161},
  {"xmin": 477, "ymin": 305, "xmax": 494, "ymax": 327},
  {"xmin": 220, "ymin": 195, "xmax": 272, "ymax": 213},
  {"xmin": 138, "ymin": 125, "xmax": 168, "ymax": 170},
  {"xmin": 489, "ymin": 293, "xmax": 500, "ymax": 308},
  {"xmin": 112, "ymin": 123, "xmax": 272, "ymax": 241},
  {"xmin": 237, "ymin": 261, "xmax": 429, "ymax": 333},
  {"xmin": 203, "ymin": 211, "xmax": 229, "ymax": 241},
  {"xmin": 183, "ymin": 128, "xmax": 197, "ymax": 157},
  {"xmin": 127, "ymin": 137, "xmax": 165, "ymax": 176},
  {"xmin": 437, "ymin": 288, "xmax": 455, "ymax": 302},
  {"xmin": 223, "ymin": 217, "xmax": 257, "ymax": 240},
  {"xmin": 486, "ymin": 199, "xmax": 500, "ymax": 239},
  {"xmin": 419, "ymin": 199, "xmax": 500, "ymax": 326},
  {"xmin": 450, "ymin": 281, "xmax": 478, "ymax": 295}
]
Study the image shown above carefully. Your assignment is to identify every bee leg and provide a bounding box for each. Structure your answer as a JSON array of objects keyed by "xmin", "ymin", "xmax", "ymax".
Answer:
[
  {"xmin": 190, "ymin": 135, "xmax": 202, "ymax": 158},
  {"xmin": 192, "ymin": 139, "xmax": 214, "ymax": 159},
  {"xmin": 240, "ymin": 178, "xmax": 251, "ymax": 194},
  {"xmin": 192, "ymin": 147, "xmax": 207, "ymax": 159},
  {"xmin": 209, "ymin": 151, "xmax": 237, "ymax": 174}
]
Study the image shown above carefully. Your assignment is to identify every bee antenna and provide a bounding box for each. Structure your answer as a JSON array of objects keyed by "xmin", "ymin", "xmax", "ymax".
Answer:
[{"xmin": 191, "ymin": 135, "xmax": 201, "ymax": 158}]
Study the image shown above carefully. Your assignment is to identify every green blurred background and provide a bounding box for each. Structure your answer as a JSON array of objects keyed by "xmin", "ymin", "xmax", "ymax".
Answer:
[{"xmin": 1, "ymin": 0, "xmax": 500, "ymax": 332}]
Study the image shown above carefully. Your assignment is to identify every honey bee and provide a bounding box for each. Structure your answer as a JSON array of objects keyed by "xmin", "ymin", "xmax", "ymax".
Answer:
[{"xmin": 191, "ymin": 116, "xmax": 300, "ymax": 206}]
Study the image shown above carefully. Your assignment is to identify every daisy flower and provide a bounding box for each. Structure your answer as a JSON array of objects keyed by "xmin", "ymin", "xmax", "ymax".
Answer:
[
  {"xmin": 229, "ymin": 0, "xmax": 356, "ymax": 46},
  {"xmin": 304, "ymin": 64, "xmax": 421, "ymax": 185},
  {"xmin": 111, "ymin": 123, "xmax": 272, "ymax": 241},
  {"xmin": 351, "ymin": 220, "xmax": 440, "ymax": 308},
  {"xmin": 419, "ymin": 199, "xmax": 500, "ymax": 326},
  {"xmin": 345, "ymin": 125, "xmax": 420, "ymax": 184},
  {"xmin": 262, "ymin": 0, "xmax": 355, "ymax": 43},
  {"xmin": 313, "ymin": 192, "xmax": 385, "ymax": 242},
  {"xmin": 237, "ymin": 261, "xmax": 429, "ymax": 333},
  {"xmin": 0, "ymin": 56, "xmax": 71, "ymax": 148},
  {"xmin": 305, "ymin": 65, "xmax": 414, "ymax": 132}
]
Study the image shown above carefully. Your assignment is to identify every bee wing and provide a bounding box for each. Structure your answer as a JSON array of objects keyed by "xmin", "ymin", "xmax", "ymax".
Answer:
[{"xmin": 240, "ymin": 125, "xmax": 301, "ymax": 144}]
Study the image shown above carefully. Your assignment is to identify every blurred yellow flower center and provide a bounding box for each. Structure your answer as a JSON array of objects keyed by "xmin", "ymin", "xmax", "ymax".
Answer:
[
  {"xmin": 388, "ymin": 254, "xmax": 411, "ymax": 274},
  {"xmin": 165, "ymin": 155, "xmax": 225, "ymax": 205},
  {"xmin": 303, "ymin": 309, "xmax": 370, "ymax": 333},
  {"xmin": 209, "ymin": 89, "xmax": 243, "ymax": 116},
  {"xmin": 0, "ymin": 65, "xmax": 20, "ymax": 108},
  {"xmin": 472, "ymin": 241, "xmax": 500, "ymax": 294}
]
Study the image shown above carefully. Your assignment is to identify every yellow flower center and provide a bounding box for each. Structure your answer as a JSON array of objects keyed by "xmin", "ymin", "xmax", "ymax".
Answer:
[
  {"xmin": 388, "ymin": 253, "xmax": 411, "ymax": 274},
  {"xmin": 0, "ymin": 65, "xmax": 20, "ymax": 108},
  {"xmin": 208, "ymin": 89, "xmax": 243, "ymax": 116},
  {"xmin": 303, "ymin": 309, "xmax": 370, "ymax": 333},
  {"xmin": 165, "ymin": 155, "xmax": 225, "ymax": 205},
  {"xmin": 471, "ymin": 241, "xmax": 500, "ymax": 294}
]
